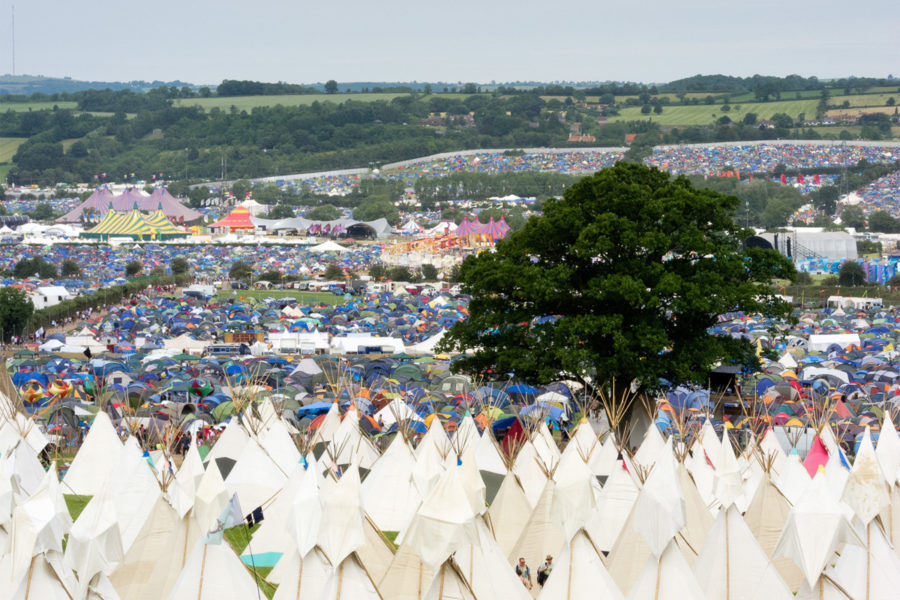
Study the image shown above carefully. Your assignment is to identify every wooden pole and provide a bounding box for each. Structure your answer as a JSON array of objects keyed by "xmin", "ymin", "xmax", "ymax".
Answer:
[
  {"xmin": 866, "ymin": 521, "xmax": 871, "ymax": 600},
  {"xmin": 725, "ymin": 509, "xmax": 731, "ymax": 600},
  {"xmin": 197, "ymin": 544, "xmax": 208, "ymax": 600},
  {"xmin": 336, "ymin": 561, "xmax": 345, "ymax": 600},
  {"xmin": 295, "ymin": 555, "xmax": 303, "ymax": 600},
  {"xmin": 438, "ymin": 566, "xmax": 445, "ymax": 600},
  {"xmin": 567, "ymin": 540, "xmax": 574, "ymax": 600},
  {"xmin": 654, "ymin": 553, "xmax": 663, "ymax": 600},
  {"xmin": 417, "ymin": 561, "xmax": 423, "ymax": 600},
  {"xmin": 24, "ymin": 555, "xmax": 35, "ymax": 600}
]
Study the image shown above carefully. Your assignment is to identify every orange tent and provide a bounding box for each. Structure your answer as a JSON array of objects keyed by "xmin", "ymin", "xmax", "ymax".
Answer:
[{"xmin": 209, "ymin": 206, "xmax": 255, "ymax": 232}]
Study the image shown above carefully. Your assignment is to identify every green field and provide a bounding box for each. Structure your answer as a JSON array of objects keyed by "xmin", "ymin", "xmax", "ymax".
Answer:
[
  {"xmin": 831, "ymin": 93, "xmax": 897, "ymax": 107},
  {"xmin": 0, "ymin": 100, "xmax": 78, "ymax": 112},
  {"xmin": 0, "ymin": 137, "xmax": 25, "ymax": 162},
  {"xmin": 607, "ymin": 99, "xmax": 820, "ymax": 126},
  {"xmin": 215, "ymin": 289, "xmax": 345, "ymax": 305},
  {"xmin": 174, "ymin": 92, "xmax": 467, "ymax": 112}
]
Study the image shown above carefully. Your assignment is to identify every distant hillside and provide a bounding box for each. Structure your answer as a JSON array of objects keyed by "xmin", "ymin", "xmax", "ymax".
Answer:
[{"xmin": 0, "ymin": 75, "xmax": 200, "ymax": 96}]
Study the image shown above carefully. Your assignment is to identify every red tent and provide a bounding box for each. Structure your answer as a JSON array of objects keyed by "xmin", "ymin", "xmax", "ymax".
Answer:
[{"xmin": 209, "ymin": 207, "xmax": 255, "ymax": 232}]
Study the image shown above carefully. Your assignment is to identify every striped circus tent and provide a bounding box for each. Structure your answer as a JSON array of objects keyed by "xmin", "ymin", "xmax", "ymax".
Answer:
[
  {"xmin": 144, "ymin": 209, "xmax": 187, "ymax": 236},
  {"xmin": 82, "ymin": 209, "xmax": 188, "ymax": 240}
]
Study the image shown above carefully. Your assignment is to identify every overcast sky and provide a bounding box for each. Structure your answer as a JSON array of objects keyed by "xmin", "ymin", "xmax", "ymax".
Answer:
[{"xmin": 1, "ymin": 0, "xmax": 897, "ymax": 85}]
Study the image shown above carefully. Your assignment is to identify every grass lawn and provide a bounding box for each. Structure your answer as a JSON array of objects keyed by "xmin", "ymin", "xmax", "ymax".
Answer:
[
  {"xmin": 830, "ymin": 93, "xmax": 897, "ymax": 108},
  {"xmin": 224, "ymin": 523, "xmax": 277, "ymax": 599},
  {"xmin": 0, "ymin": 138, "xmax": 26, "ymax": 163},
  {"xmin": 64, "ymin": 494, "xmax": 93, "ymax": 521},
  {"xmin": 215, "ymin": 289, "xmax": 345, "ymax": 305},
  {"xmin": 0, "ymin": 163, "xmax": 12, "ymax": 182},
  {"xmin": 0, "ymin": 100, "xmax": 78, "ymax": 112},
  {"xmin": 174, "ymin": 92, "xmax": 467, "ymax": 112},
  {"xmin": 607, "ymin": 99, "xmax": 821, "ymax": 127}
]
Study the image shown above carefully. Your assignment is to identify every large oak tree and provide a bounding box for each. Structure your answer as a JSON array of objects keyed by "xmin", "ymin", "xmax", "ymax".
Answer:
[{"xmin": 442, "ymin": 163, "xmax": 794, "ymax": 397}]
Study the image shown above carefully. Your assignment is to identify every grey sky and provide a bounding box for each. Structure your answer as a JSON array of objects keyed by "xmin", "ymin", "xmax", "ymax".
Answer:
[{"xmin": 2, "ymin": 0, "xmax": 897, "ymax": 85}]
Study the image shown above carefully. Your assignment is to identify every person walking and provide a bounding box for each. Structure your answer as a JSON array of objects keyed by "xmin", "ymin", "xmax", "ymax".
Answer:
[
  {"xmin": 537, "ymin": 555, "xmax": 553, "ymax": 587},
  {"xmin": 515, "ymin": 557, "xmax": 532, "ymax": 590}
]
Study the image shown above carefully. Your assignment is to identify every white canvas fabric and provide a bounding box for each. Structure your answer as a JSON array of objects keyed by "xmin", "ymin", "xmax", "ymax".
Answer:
[
  {"xmin": 743, "ymin": 471, "xmax": 804, "ymax": 592},
  {"xmin": 310, "ymin": 402, "xmax": 342, "ymax": 446},
  {"xmin": 245, "ymin": 461, "xmax": 315, "ymax": 562},
  {"xmin": 877, "ymin": 414, "xmax": 900, "ymax": 487},
  {"xmin": 109, "ymin": 496, "xmax": 190, "ymax": 600},
  {"xmin": 422, "ymin": 559, "xmax": 477, "ymax": 600},
  {"xmin": 361, "ymin": 434, "xmax": 421, "ymax": 534},
  {"xmin": 632, "ymin": 424, "xmax": 665, "ymax": 470},
  {"xmin": 713, "ymin": 428, "xmax": 744, "ymax": 510},
  {"xmin": 0, "ymin": 550, "xmax": 78, "ymax": 600},
  {"xmin": 285, "ymin": 461, "xmax": 324, "ymax": 558},
  {"xmin": 508, "ymin": 478, "xmax": 566, "ymax": 586},
  {"xmin": 825, "ymin": 519, "xmax": 900, "ymax": 600},
  {"xmin": 774, "ymin": 470, "xmax": 861, "ymax": 588},
  {"xmin": 551, "ymin": 447, "xmax": 598, "ymax": 540},
  {"xmin": 536, "ymin": 529, "xmax": 624, "ymax": 600},
  {"xmin": 675, "ymin": 463, "xmax": 714, "ymax": 565},
  {"xmin": 202, "ymin": 420, "xmax": 248, "ymax": 469},
  {"xmin": 62, "ymin": 412, "xmax": 123, "ymax": 496},
  {"xmin": 487, "ymin": 472, "xmax": 533, "ymax": 556},
  {"xmin": 416, "ymin": 418, "xmax": 453, "ymax": 460},
  {"xmin": 513, "ymin": 441, "xmax": 550, "ymax": 508},
  {"xmin": 454, "ymin": 518, "xmax": 531, "ymax": 600},
  {"xmin": 472, "ymin": 427, "xmax": 507, "ymax": 475},
  {"xmin": 258, "ymin": 418, "xmax": 303, "ymax": 474},
  {"xmin": 377, "ymin": 543, "xmax": 437, "ymax": 600},
  {"xmin": 403, "ymin": 465, "xmax": 481, "ymax": 569},
  {"xmin": 65, "ymin": 483, "xmax": 124, "ymax": 597},
  {"xmin": 224, "ymin": 437, "xmax": 288, "ymax": 513},
  {"xmin": 317, "ymin": 467, "xmax": 366, "ymax": 567},
  {"xmin": 327, "ymin": 406, "xmax": 381, "ymax": 470},
  {"xmin": 8, "ymin": 464, "xmax": 72, "ymax": 582},
  {"xmin": 191, "ymin": 458, "xmax": 230, "ymax": 534},
  {"xmin": 693, "ymin": 504, "xmax": 792, "ymax": 600},
  {"xmin": 625, "ymin": 540, "xmax": 705, "ymax": 600},
  {"xmin": 319, "ymin": 552, "xmax": 383, "ymax": 600},
  {"xmin": 269, "ymin": 547, "xmax": 332, "ymax": 600},
  {"xmin": 583, "ymin": 457, "xmax": 640, "ymax": 552},
  {"xmin": 774, "ymin": 452, "xmax": 812, "ymax": 505},
  {"xmin": 878, "ymin": 483, "xmax": 900, "ymax": 558},
  {"xmin": 166, "ymin": 541, "xmax": 260, "ymax": 600},
  {"xmin": 630, "ymin": 440, "xmax": 685, "ymax": 557},
  {"xmin": 842, "ymin": 427, "xmax": 890, "ymax": 525}
]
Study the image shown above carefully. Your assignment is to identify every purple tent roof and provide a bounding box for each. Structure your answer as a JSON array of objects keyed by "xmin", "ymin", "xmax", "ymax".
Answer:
[{"xmin": 57, "ymin": 187, "xmax": 202, "ymax": 223}]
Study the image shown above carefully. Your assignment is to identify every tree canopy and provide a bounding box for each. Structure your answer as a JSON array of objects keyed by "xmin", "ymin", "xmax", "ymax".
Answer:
[
  {"xmin": 441, "ymin": 163, "xmax": 794, "ymax": 394},
  {"xmin": 0, "ymin": 287, "xmax": 33, "ymax": 342}
]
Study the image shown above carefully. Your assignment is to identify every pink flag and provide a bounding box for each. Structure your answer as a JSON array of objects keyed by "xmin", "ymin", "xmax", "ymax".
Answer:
[{"xmin": 803, "ymin": 436, "xmax": 829, "ymax": 477}]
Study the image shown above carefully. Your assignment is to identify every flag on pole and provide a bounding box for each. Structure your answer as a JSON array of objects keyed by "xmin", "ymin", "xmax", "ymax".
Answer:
[{"xmin": 203, "ymin": 493, "xmax": 243, "ymax": 544}]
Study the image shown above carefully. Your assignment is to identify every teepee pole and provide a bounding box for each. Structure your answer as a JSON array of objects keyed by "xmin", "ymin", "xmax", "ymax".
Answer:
[
  {"xmin": 336, "ymin": 561, "xmax": 345, "ymax": 600},
  {"xmin": 295, "ymin": 557, "xmax": 303, "ymax": 600},
  {"xmin": 866, "ymin": 521, "xmax": 871, "ymax": 600},
  {"xmin": 567, "ymin": 540, "xmax": 574, "ymax": 600},
  {"xmin": 197, "ymin": 545, "xmax": 207, "ymax": 600},
  {"xmin": 417, "ymin": 561, "xmax": 423, "ymax": 600},
  {"xmin": 654, "ymin": 554, "xmax": 662, "ymax": 600},
  {"xmin": 24, "ymin": 555, "xmax": 35, "ymax": 600},
  {"xmin": 725, "ymin": 510, "xmax": 731, "ymax": 600}
]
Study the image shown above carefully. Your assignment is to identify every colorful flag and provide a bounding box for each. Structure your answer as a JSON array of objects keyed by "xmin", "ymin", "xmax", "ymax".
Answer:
[{"xmin": 204, "ymin": 494, "xmax": 243, "ymax": 545}]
